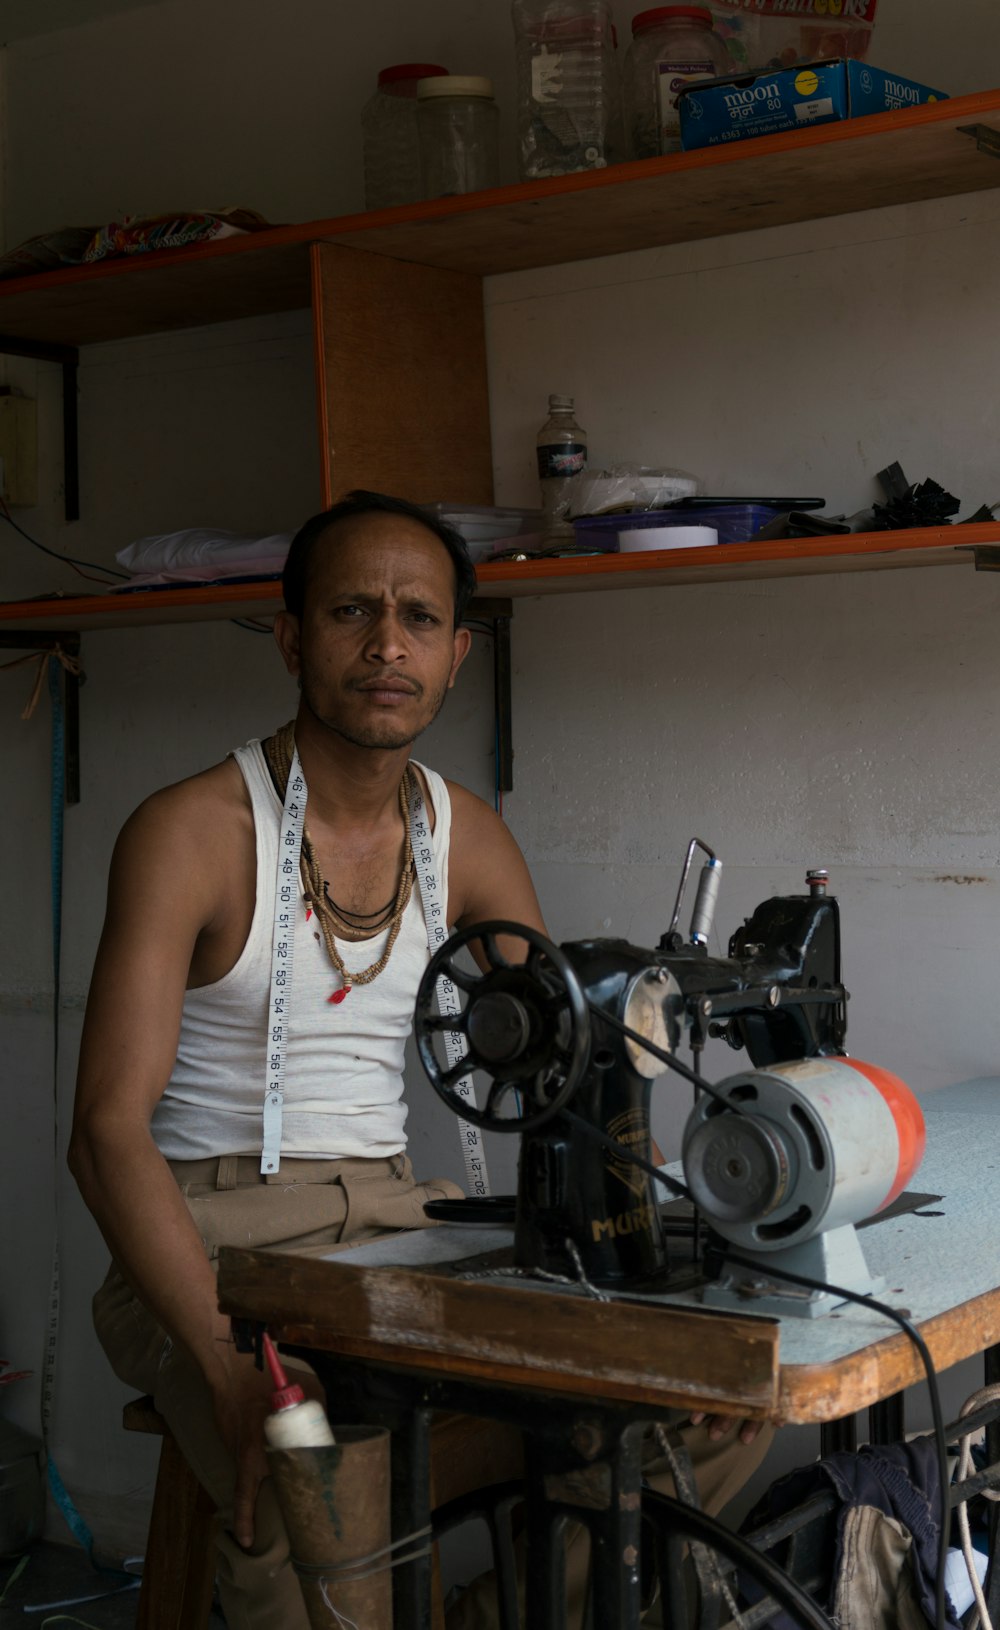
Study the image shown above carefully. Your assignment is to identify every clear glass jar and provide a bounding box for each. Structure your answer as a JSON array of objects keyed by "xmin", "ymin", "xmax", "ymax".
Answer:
[
  {"xmin": 624, "ymin": 6, "xmax": 730, "ymax": 158},
  {"xmin": 362, "ymin": 63, "xmax": 449, "ymax": 211},
  {"xmin": 511, "ymin": 0, "xmax": 624, "ymax": 180},
  {"xmin": 417, "ymin": 76, "xmax": 500, "ymax": 199}
]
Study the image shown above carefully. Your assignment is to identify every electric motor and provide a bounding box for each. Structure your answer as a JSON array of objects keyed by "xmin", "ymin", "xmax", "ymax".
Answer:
[{"xmin": 682, "ymin": 1058, "xmax": 925, "ymax": 1252}]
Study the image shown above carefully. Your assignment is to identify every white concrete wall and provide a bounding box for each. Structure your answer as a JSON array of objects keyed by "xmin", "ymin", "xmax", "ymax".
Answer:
[{"xmin": 1, "ymin": 0, "xmax": 999, "ymax": 1560}]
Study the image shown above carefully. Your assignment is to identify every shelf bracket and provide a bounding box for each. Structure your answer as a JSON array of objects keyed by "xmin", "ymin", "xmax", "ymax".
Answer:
[
  {"xmin": 972, "ymin": 546, "xmax": 1000, "ymax": 573},
  {"xmin": 0, "ymin": 629, "xmax": 81, "ymax": 804},
  {"xmin": 958, "ymin": 124, "xmax": 1000, "ymax": 160},
  {"xmin": 0, "ymin": 335, "xmax": 80, "ymax": 523},
  {"xmin": 469, "ymin": 596, "xmax": 514, "ymax": 794}
]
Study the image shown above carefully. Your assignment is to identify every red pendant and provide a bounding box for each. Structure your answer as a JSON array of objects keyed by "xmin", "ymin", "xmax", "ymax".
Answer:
[
  {"xmin": 306, "ymin": 907, "xmax": 313, "ymax": 921},
  {"xmin": 328, "ymin": 985, "xmax": 352, "ymax": 1005}
]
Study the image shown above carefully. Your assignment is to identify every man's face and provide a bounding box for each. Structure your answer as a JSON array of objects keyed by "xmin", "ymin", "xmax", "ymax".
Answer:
[{"xmin": 275, "ymin": 513, "xmax": 472, "ymax": 751}]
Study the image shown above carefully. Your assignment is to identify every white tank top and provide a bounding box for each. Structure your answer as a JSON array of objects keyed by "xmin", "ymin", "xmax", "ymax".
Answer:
[{"xmin": 150, "ymin": 740, "xmax": 452, "ymax": 1161}]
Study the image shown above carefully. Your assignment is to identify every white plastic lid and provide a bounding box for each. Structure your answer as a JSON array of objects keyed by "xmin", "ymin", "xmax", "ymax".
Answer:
[{"xmin": 417, "ymin": 74, "xmax": 494, "ymax": 99}]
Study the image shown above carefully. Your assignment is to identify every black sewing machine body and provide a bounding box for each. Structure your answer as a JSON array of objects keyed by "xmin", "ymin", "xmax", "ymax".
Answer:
[
  {"xmin": 415, "ymin": 865, "xmax": 849, "ymax": 1291},
  {"xmin": 514, "ymin": 889, "xmax": 845, "ymax": 1287}
]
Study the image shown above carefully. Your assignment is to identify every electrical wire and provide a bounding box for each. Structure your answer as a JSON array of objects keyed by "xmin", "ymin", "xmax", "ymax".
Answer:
[
  {"xmin": 517, "ymin": 985, "xmax": 951, "ymax": 1630},
  {"xmin": 707, "ymin": 1245, "xmax": 951, "ymax": 1630},
  {"xmin": 0, "ymin": 505, "xmax": 129, "ymax": 584},
  {"xmin": 954, "ymin": 1383, "xmax": 1000, "ymax": 1630},
  {"xmin": 580, "ymin": 1081, "xmax": 952, "ymax": 1630}
]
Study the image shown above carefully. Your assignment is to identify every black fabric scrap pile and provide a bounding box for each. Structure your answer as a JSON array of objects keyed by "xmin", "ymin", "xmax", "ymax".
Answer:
[{"xmin": 870, "ymin": 476, "xmax": 961, "ymax": 532}]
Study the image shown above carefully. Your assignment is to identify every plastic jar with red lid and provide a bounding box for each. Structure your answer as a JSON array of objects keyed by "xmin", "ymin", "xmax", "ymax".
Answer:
[
  {"xmin": 624, "ymin": 7, "xmax": 729, "ymax": 157},
  {"xmin": 362, "ymin": 63, "xmax": 449, "ymax": 210}
]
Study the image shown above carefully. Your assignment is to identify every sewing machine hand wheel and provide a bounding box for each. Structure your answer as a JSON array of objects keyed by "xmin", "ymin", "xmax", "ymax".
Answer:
[{"xmin": 415, "ymin": 921, "xmax": 590, "ymax": 1134}]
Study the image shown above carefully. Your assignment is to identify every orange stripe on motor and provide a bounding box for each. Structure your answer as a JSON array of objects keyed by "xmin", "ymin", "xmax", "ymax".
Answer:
[{"xmin": 846, "ymin": 1059, "xmax": 926, "ymax": 1211}]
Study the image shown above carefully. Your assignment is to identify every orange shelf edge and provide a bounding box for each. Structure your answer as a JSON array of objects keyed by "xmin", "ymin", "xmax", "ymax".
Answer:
[
  {"xmin": 0, "ymin": 85, "xmax": 995, "ymax": 301},
  {"xmin": 0, "ymin": 524, "xmax": 993, "ymax": 633},
  {"xmin": 0, "ymin": 87, "xmax": 997, "ymax": 350}
]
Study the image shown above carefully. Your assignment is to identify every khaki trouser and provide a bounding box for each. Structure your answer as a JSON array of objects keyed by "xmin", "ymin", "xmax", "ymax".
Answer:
[{"xmin": 94, "ymin": 1152, "xmax": 463, "ymax": 1630}]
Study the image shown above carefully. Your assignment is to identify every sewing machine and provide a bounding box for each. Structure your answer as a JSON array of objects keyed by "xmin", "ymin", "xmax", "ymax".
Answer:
[{"xmin": 414, "ymin": 841, "xmax": 925, "ymax": 1317}]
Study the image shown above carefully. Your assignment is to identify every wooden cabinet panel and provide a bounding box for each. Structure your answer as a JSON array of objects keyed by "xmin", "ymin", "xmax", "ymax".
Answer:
[{"xmin": 311, "ymin": 242, "xmax": 493, "ymax": 508}]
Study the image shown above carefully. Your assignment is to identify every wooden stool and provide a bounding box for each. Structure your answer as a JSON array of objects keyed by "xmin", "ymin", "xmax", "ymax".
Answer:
[{"xmin": 123, "ymin": 1396, "xmax": 217, "ymax": 1630}]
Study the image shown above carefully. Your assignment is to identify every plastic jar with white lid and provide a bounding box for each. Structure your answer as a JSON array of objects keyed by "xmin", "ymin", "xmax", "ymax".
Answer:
[
  {"xmin": 624, "ymin": 6, "xmax": 730, "ymax": 157},
  {"xmin": 362, "ymin": 63, "xmax": 449, "ymax": 210},
  {"xmin": 417, "ymin": 76, "xmax": 500, "ymax": 198}
]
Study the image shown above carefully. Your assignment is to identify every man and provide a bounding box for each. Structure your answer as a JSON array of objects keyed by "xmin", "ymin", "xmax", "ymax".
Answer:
[{"xmin": 69, "ymin": 491, "xmax": 769, "ymax": 1630}]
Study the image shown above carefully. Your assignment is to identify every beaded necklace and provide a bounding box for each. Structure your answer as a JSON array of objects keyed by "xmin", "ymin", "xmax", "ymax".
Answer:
[{"xmin": 263, "ymin": 720, "xmax": 414, "ymax": 1002}]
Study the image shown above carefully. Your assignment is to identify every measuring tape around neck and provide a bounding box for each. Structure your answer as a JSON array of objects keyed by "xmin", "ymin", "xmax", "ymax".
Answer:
[
  {"xmin": 262, "ymin": 748, "xmax": 306, "ymax": 1174},
  {"xmin": 262, "ymin": 747, "xmax": 491, "ymax": 1197},
  {"xmin": 408, "ymin": 775, "xmax": 491, "ymax": 1199}
]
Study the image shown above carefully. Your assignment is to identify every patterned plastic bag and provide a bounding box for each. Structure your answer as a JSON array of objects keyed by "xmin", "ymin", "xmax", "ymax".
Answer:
[{"xmin": 708, "ymin": 0, "xmax": 878, "ymax": 74}]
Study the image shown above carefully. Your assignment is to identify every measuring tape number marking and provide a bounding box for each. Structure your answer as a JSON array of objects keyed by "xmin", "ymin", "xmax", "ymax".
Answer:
[
  {"xmin": 408, "ymin": 776, "xmax": 491, "ymax": 1199},
  {"xmin": 262, "ymin": 750, "xmax": 491, "ymax": 1197},
  {"xmin": 262, "ymin": 752, "xmax": 306, "ymax": 1175}
]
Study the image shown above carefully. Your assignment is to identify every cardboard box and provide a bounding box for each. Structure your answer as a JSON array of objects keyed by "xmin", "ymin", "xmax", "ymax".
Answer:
[{"xmin": 678, "ymin": 59, "xmax": 947, "ymax": 151}]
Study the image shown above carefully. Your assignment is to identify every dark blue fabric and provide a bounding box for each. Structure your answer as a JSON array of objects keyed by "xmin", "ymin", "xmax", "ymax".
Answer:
[{"xmin": 741, "ymin": 1437, "xmax": 959, "ymax": 1630}]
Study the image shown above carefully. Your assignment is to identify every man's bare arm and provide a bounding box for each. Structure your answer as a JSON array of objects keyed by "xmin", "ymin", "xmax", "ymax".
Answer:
[
  {"xmin": 447, "ymin": 784, "xmax": 548, "ymax": 963},
  {"xmin": 70, "ymin": 785, "xmax": 231, "ymax": 1365},
  {"xmin": 68, "ymin": 775, "xmax": 287, "ymax": 1543}
]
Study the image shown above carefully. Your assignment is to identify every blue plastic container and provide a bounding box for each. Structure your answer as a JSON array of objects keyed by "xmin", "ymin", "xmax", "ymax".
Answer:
[{"xmin": 573, "ymin": 503, "xmax": 779, "ymax": 552}]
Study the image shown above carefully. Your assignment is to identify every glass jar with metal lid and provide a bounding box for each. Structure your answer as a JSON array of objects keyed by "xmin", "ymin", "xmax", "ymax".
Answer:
[{"xmin": 624, "ymin": 6, "xmax": 730, "ymax": 157}]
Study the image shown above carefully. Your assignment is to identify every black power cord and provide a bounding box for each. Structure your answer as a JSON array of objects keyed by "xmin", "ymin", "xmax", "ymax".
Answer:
[
  {"xmin": 708, "ymin": 1246, "xmax": 951, "ymax": 1630},
  {"xmin": 562, "ymin": 1099, "xmax": 952, "ymax": 1630},
  {"xmin": 0, "ymin": 506, "xmax": 129, "ymax": 582},
  {"xmin": 443, "ymin": 939, "xmax": 951, "ymax": 1629},
  {"xmin": 550, "ymin": 998, "xmax": 952, "ymax": 1630}
]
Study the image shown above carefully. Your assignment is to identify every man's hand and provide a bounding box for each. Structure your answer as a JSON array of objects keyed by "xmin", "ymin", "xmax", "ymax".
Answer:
[
  {"xmin": 210, "ymin": 1349, "xmax": 328, "ymax": 1549},
  {"xmin": 688, "ymin": 1411, "xmax": 765, "ymax": 1445}
]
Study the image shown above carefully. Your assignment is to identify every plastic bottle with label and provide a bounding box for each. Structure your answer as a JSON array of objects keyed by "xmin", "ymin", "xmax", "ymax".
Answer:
[
  {"xmin": 417, "ymin": 76, "xmax": 500, "ymax": 198},
  {"xmin": 262, "ymin": 1332, "xmax": 336, "ymax": 1450},
  {"xmin": 362, "ymin": 64, "xmax": 449, "ymax": 210},
  {"xmin": 537, "ymin": 395, "xmax": 587, "ymax": 536},
  {"xmin": 511, "ymin": 0, "xmax": 624, "ymax": 180},
  {"xmin": 624, "ymin": 6, "xmax": 730, "ymax": 157}
]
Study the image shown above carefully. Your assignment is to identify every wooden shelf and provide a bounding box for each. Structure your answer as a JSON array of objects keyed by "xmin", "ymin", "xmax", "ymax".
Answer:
[
  {"xmin": 0, "ymin": 524, "xmax": 992, "ymax": 633},
  {"xmin": 0, "ymin": 91, "xmax": 998, "ymax": 349}
]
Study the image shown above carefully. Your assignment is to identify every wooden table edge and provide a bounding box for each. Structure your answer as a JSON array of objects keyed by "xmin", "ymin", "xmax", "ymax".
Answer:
[
  {"xmin": 217, "ymin": 1245, "xmax": 780, "ymax": 1415},
  {"xmin": 219, "ymin": 1247, "xmax": 1000, "ymax": 1429},
  {"xmin": 775, "ymin": 1287, "xmax": 1000, "ymax": 1425}
]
